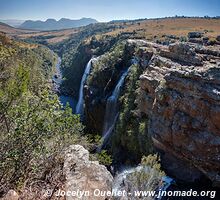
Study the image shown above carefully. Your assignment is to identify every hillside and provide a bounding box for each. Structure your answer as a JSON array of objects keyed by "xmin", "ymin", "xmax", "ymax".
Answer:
[
  {"xmin": 19, "ymin": 18, "xmax": 98, "ymax": 30},
  {"xmin": 105, "ymin": 17, "xmax": 220, "ymax": 39},
  {"xmin": 9, "ymin": 17, "xmax": 219, "ymax": 47},
  {"xmin": 1, "ymin": 16, "xmax": 220, "ymax": 199},
  {"xmin": 0, "ymin": 19, "xmax": 25, "ymax": 27},
  {"xmin": 0, "ymin": 21, "xmax": 36, "ymax": 34},
  {"xmin": 0, "ymin": 33, "xmax": 86, "ymax": 197}
]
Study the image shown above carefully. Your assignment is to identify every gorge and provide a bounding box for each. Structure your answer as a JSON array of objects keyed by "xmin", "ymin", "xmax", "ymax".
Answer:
[
  {"xmin": 1, "ymin": 16, "xmax": 220, "ymax": 199},
  {"xmin": 67, "ymin": 37, "xmax": 220, "ymax": 195},
  {"xmin": 52, "ymin": 57, "xmax": 76, "ymax": 111}
]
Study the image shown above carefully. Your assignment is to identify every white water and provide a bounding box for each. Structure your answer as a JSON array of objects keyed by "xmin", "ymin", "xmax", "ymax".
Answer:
[
  {"xmin": 113, "ymin": 166, "xmax": 174, "ymax": 199},
  {"xmin": 76, "ymin": 58, "xmax": 94, "ymax": 115},
  {"xmin": 101, "ymin": 68, "xmax": 130, "ymax": 146}
]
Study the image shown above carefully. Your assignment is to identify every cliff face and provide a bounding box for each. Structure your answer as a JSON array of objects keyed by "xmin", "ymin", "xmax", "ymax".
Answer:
[
  {"xmin": 84, "ymin": 42, "xmax": 135, "ymax": 133},
  {"xmin": 82, "ymin": 37, "xmax": 220, "ymax": 185},
  {"xmin": 137, "ymin": 41, "xmax": 220, "ymax": 185}
]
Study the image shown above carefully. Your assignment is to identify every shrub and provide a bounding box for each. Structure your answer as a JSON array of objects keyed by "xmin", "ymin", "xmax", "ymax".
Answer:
[
  {"xmin": 96, "ymin": 150, "xmax": 113, "ymax": 166},
  {"xmin": 126, "ymin": 155, "xmax": 165, "ymax": 198},
  {"xmin": 0, "ymin": 90, "xmax": 85, "ymax": 193}
]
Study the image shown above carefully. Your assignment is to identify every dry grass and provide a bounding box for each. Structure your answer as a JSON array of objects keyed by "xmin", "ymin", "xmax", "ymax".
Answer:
[
  {"xmin": 0, "ymin": 22, "xmax": 78, "ymax": 44},
  {"xmin": 17, "ymin": 29, "xmax": 79, "ymax": 44},
  {"xmin": 0, "ymin": 24, "xmax": 37, "ymax": 34},
  {"xmin": 1, "ymin": 18, "xmax": 220, "ymax": 44},
  {"xmin": 106, "ymin": 18, "xmax": 220, "ymax": 39}
]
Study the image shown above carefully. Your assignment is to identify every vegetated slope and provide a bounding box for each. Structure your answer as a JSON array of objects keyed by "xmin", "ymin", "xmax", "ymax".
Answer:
[
  {"xmin": 53, "ymin": 16, "xmax": 220, "ymax": 185},
  {"xmin": 19, "ymin": 18, "xmax": 98, "ymax": 30},
  {"xmin": 7, "ymin": 17, "xmax": 220, "ymax": 48},
  {"xmin": 54, "ymin": 17, "xmax": 220, "ymax": 99},
  {"xmin": 0, "ymin": 33, "xmax": 85, "ymax": 196}
]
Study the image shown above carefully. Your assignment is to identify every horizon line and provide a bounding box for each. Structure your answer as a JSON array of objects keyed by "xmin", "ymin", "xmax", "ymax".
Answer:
[{"xmin": 1, "ymin": 15, "xmax": 220, "ymax": 24}]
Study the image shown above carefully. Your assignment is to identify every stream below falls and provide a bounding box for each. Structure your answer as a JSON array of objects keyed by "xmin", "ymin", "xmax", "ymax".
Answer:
[{"xmin": 52, "ymin": 57, "xmax": 77, "ymax": 112}]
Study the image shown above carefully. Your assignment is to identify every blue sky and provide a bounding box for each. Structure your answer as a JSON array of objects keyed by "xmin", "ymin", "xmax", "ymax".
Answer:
[{"xmin": 0, "ymin": 0, "xmax": 219, "ymax": 22}]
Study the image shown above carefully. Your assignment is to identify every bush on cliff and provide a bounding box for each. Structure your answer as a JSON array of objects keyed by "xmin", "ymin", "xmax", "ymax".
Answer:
[
  {"xmin": 127, "ymin": 154, "xmax": 165, "ymax": 194},
  {"xmin": 111, "ymin": 63, "xmax": 153, "ymax": 164}
]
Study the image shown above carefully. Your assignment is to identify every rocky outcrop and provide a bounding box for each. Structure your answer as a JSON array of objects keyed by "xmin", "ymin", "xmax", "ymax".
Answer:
[
  {"xmin": 83, "ymin": 38, "xmax": 220, "ymax": 186},
  {"xmin": 64, "ymin": 145, "xmax": 113, "ymax": 200},
  {"xmin": 188, "ymin": 32, "xmax": 203, "ymax": 38},
  {"xmin": 137, "ymin": 41, "xmax": 220, "ymax": 186},
  {"xmin": 0, "ymin": 190, "xmax": 19, "ymax": 200}
]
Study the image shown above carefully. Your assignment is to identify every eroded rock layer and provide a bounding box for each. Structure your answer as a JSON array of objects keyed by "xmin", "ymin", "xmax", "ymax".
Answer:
[{"xmin": 136, "ymin": 41, "xmax": 220, "ymax": 185}]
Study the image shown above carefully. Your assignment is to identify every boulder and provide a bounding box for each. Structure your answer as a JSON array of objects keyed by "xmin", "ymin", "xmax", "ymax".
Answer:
[
  {"xmin": 0, "ymin": 190, "xmax": 19, "ymax": 200},
  {"xmin": 188, "ymin": 32, "xmax": 203, "ymax": 38},
  {"xmin": 63, "ymin": 145, "xmax": 113, "ymax": 200}
]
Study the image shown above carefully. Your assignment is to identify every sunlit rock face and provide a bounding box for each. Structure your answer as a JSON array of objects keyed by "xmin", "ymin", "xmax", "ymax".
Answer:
[
  {"xmin": 64, "ymin": 145, "xmax": 113, "ymax": 200},
  {"xmin": 137, "ymin": 41, "xmax": 220, "ymax": 185}
]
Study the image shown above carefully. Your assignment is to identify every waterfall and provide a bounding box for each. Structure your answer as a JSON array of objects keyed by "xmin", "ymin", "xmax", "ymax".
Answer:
[
  {"xmin": 76, "ymin": 58, "xmax": 94, "ymax": 115},
  {"xmin": 101, "ymin": 68, "xmax": 130, "ymax": 148}
]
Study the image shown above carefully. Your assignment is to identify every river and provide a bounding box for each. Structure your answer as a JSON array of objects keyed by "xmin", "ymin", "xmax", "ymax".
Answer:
[{"xmin": 52, "ymin": 57, "xmax": 77, "ymax": 112}]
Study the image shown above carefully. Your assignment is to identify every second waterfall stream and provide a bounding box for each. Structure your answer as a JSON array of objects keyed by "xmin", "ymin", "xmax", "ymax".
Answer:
[{"xmin": 100, "ymin": 67, "xmax": 130, "ymax": 149}]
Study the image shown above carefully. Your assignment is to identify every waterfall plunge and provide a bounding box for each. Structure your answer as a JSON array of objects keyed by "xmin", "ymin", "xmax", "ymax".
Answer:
[
  {"xmin": 101, "ymin": 68, "xmax": 130, "ymax": 148},
  {"xmin": 76, "ymin": 58, "xmax": 95, "ymax": 115}
]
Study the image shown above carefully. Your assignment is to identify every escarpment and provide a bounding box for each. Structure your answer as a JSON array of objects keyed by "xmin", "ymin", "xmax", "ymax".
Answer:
[
  {"xmin": 137, "ymin": 41, "xmax": 220, "ymax": 185},
  {"xmin": 84, "ymin": 38, "xmax": 220, "ymax": 186}
]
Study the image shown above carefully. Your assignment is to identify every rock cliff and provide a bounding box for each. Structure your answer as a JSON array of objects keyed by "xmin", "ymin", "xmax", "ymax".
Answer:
[
  {"xmin": 83, "ymin": 39, "xmax": 220, "ymax": 186},
  {"xmin": 137, "ymin": 41, "xmax": 220, "ymax": 185}
]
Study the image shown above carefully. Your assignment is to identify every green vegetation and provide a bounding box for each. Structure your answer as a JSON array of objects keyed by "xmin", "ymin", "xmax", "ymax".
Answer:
[
  {"xmin": 0, "ymin": 34, "xmax": 86, "ymax": 194},
  {"xmin": 88, "ymin": 135, "xmax": 113, "ymax": 166},
  {"xmin": 96, "ymin": 150, "xmax": 113, "ymax": 166},
  {"xmin": 87, "ymin": 41, "xmax": 131, "ymax": 94},
  {"xmin": 127, "ymin": 154, "xmax": 165, "ymax": 195},
  {"xmin": 60, "ymin": 35, "xmax": 120, "ymax": 97},
  {"xmin": 111, "ymin": 63, "xmax": 153, "ymax": 164}
]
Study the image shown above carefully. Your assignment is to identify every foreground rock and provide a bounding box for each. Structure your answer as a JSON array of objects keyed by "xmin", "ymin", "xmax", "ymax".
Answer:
[
  {"xmin": 137, "ymin": 41, "xmax": 220, "ymax": 186},
  {"xmin": 0, "ymin": 190, "xmax": 19, "ymax": 200},
  {"xmin": 64, "ymin": 145, "xmax": 113, "ymax": 200}
]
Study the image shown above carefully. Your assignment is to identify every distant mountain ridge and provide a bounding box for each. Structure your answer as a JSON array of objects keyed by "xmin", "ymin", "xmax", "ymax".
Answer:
[
  {"xmin": 19, "ymin": 18, "xmax": 98, "ymax": 30},
  {"xmin": 0, "ymin": 19, "xmax": 25, "ymax": 27}
]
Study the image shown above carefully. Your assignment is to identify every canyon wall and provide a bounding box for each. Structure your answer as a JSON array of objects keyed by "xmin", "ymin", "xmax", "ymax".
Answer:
[
  {"xmin": 136, "ymin": 41, "xmax": 220, "ymax": 185},
  {"xmin": 84, "ymin": 39, "xmax": 220, "ymax": 185}
]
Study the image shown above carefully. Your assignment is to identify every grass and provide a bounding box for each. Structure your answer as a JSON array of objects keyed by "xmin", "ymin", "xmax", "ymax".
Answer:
[
  {"xmin": 1, "ymin": 17, "xmax": 220, "ymax": 44},
  {"xmin": 105, "ymin": 18, "xmax": 220, "ymax": 40}
]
